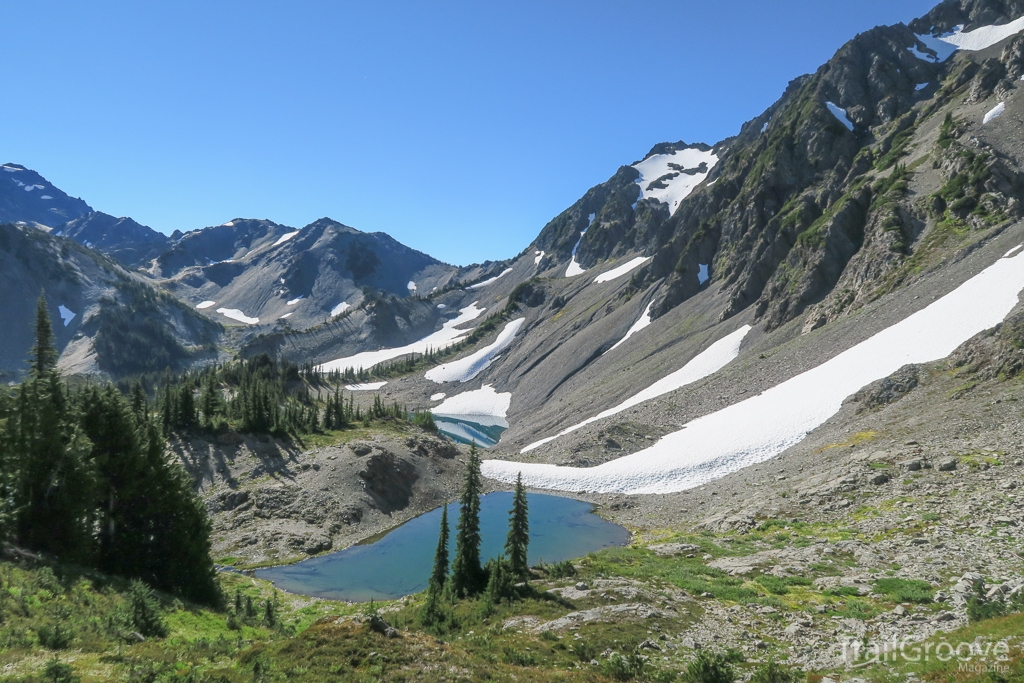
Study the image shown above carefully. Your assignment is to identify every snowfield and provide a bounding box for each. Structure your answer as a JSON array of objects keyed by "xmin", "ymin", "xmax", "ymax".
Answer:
[
  {"xmin": 469, "ymin": 268, "xmax": 513, "ymax": 290},
  {"xmin": 331, "ymin": 302, "xmax": 351, "ymax": 317},
  {"xmin": 425, "ymin": 318, "xmax": 525, "ymax": 383},
  {"xmin": 287, "ymin": 296, "xmax": 304, "ymax": 306},
  {"xmin": 345, "ymin": 382, "xmax": 388, "ymax": 391},
  {"xmin": 217, "ymin": 308, "xmax": 260, "ymax": 325},
  {"xmin": 605, "ymin": 303, "xmax": 653, "ymax": 356},
  {"xmin": 196, "ymin": 301, "xmax": 216, "ymax": 309},
  {"xmin": 698, "ymin": 264, "xmax": 710, "ymax": 285},
  {"xmin": 594, "ymin": 256, "xmax": 651, "ymax": 284},
  {"xmin": 430, "ymin": 393, "xmax": 446, "ymax": 401},
  {"xmin": 826, "ymin": 102, "xmax": 854, "ymax": 131},
  {"xmin": 984, "ymin": 102, "xmax": 1006, "ymax": 124},
  {"xmin": 58, "ymin": 305, "xmax": 76, "ymax": 327},
  {"xmin": 534, "ymin": 251, "xmax": 545, "ymax": 265},
  {"xmin": 488, "ymin": 251, "xmax": 1024, "ymax": 494},
  {"xmin": 316, "ymin": 302, "xmax": 485, "ymax": 374},
  {"xmin": 913, "ymin": 17, "xmax": 1024, "ymax": 62},
  {"xmin": 632, "ymin": 147, "xmax": 718, "ymax": 213},
  {"xmin": 271, "ymin": 230, "xmax": 301, "ymax": 248},
  {"xmin": 522, "ymin": 325, "xmax": 751, "ymax": 453},
  {"xmin": 433, "ymin": 384, "xmax": 512, "ymax": 419},
  {"xmin": 407, "ymin": 281, "xmax": 417, "ymax": 292}
]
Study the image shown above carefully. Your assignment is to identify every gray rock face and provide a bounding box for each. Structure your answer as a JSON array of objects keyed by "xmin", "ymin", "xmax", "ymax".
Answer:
[{"xmin": 0, "ymin": 163, "xmax": 92, "ymax": 228}]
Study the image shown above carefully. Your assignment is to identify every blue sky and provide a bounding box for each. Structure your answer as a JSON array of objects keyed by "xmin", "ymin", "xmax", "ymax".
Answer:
[{"xmin": 4, "ymin": 1, "xmax": 937, "ymax": 265}]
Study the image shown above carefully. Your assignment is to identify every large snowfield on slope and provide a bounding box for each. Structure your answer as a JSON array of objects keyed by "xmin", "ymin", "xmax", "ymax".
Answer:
[
  {"xmin": 486, "ymin": 250, "xmax": 1024, "ymax": 494},
  {"xmin": 914, "ymin": 16, "xmax": 1024, "ymax": 62},
  {"xmin": 316, "ymin": 302, "xmax": 485, "ymax": 374},
  {"xmin": 425, "ymin": 318, "xmax": 525, "ymax": 383},
  {"xmin": 632, "ymin": 147, "xmax": 718, "ymax": 213},
  {"xmin": 521, "ymin": 325, "xmax": 752, "ymax": 453}
]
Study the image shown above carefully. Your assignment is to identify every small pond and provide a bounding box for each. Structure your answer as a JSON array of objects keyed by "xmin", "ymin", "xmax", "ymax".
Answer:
[
  {"xmin": 432, "ymin": 414, "xmax": 507, "ymax": 448},
  {"xmin": 255, "ymin": 492, "xmax": 629, "ymax": 602}
]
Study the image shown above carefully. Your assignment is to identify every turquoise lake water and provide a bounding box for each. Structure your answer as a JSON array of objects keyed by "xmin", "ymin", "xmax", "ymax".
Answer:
[
  {"xmin": 432, "ymin": 415, "xmax": 507, "ymax": 448},
  {"xmin": 255, "ymin": 492, "xmax": 629, "ymax": 602}
]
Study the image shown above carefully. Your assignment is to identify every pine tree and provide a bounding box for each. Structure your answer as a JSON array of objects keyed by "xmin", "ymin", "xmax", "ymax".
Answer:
[
  {"xmin": 429, "ymin": 503, "xmax": 449, "ymax": 590},
  {"xmin": 450, "ymin": 442, "xmax": 484, "ymax": 597},
  {"xmin": 31, "ymin": 295, "xmax": 58, "ymax": 377},
  {"xmin": 504, "ymin": 472, "xmax": 530, "ymax": 582}
]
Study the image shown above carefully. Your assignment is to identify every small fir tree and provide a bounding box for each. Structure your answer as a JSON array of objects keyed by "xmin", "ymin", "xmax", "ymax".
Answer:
[
  {"xmin": 450, "ymin": 442, "xmax": 483, "ymax": 597},
  {"xmin": 504, "ymin": 473, "xmax": 529, "ymax": 582}
]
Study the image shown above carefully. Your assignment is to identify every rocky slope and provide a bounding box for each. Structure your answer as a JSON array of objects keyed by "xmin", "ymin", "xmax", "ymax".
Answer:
[
  {"xmin": 0, "ymin": 222, "xmax": 221, "ymax": 381},
  {"xmin": 0, "ymin": 163, "xmax": 91, "ymax": 228}
]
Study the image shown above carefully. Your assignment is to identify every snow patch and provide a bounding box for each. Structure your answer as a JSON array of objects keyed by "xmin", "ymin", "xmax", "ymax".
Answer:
[
  {"xmin": 407, "ymin": 281, "xmax": 417, "ymax": 292},
  {"xmin": 469, "ymin": 268, "xmax": 513, "ymax": 290},
  {"xmin": 2, "ymin": 165, "xmax": 19, "ymax": 172},
  {"xmin": 271, "ymin": 230, "xmax": 301, "ymax": 248},
  {"xmin": 912, "ymin": 17, "xmax": 1024, "ymax": 63},
  {"xmin": 521, "ymin": 325, "xmax": 749, "ymax": 453},
  {"xmin": 216, "ymin": 308, "xmax": 259, "ymax": 325},
  {"xmin": 825, "ymin": 102, "xmax": 854, "ymax": 131},
  {"xmin": 761, "ymin": 120, "xmax": 769, "ymax": 133},
  {"xmin": 565, "ymin": 231, "xmax": 588, "ymax": 277},
  {"xmin": 605, "ymin": 303, "xmax": 653, "ymax": 355},
  {"xmin": 196, "ymin": 300, "xmax": 216, "ymax": 309},
  {"xmin": 1004, "ymin": 245, "xmax": 1023, "ymax": 258},
  {"xmin": 496, "ymin": 250, "xmax": 1024, "ymax": 492},
  {"xmin": 58, "ymin": 305, "xmax": 76, "ymax": 326},
  {"xmin": 437, "ymin": 304, "xmax": 447, "ymax": 309},
  {"xmin": 40, "ymin": 195, "xmax": 52, "ymax": 199},
  {"xmin": 632, "ymin": 147, "xmax": 719, "ymax": 213},
  {"xmin": 221, "ymin": 221, "xmax": 235, "ymax": 227},
  {"xmin": 594, "ymin": 256, "xmax": 651, "ymax": 284},
  {"xmin": 317, "ymin": 302, "xmax": 486, "ymax": 374},
  {"xmin": 345, "ymin": 382, "xmax": 388, "ymax": 391},
  {"xmin": 916, "ymin": 82, "xmax": 930, "ymax": 91},
  {"xmin": 698, "ymin": 264, "xmax": 710, "ymax": 285},
  {"xmin": 287, "ymin": 296, "xmax": 304, "ymax": 306},
  {"xmin": 534, "ymin": 250, "xmax": 545, "ymax": 265},
  {"xmin": 331, "ymin": 302, "xmax": 351, "ymax": 317},
  {"xmin": 433, "ymin": 385, "xmax": 512, "ymax": 419},
  {"xmin": 430, "ymin": 392, "xmax": 446, "ymax": 401},
  {"xmin": 983, "ymin": 102, "xmax": 1006, "ymax": 124},
  {"xmin": 425, "ymin": 318, "xmax": 525, "ymax": 383},
  {"xmin": 279, "ymin": 312, "xmax": 294, "ymax": 319}
]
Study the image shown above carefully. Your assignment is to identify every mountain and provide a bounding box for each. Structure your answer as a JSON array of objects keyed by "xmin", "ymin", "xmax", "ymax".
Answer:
[
  {"xmin": 0, "ymin": 222, "xmax": 221, "ymax": 381},
  {"xmin": 279, "ymin": 0, "xmax": 1024, "ymax": 487},
  {"xmin": 60, "ymin": 211, "xmax": 170, "ymax": 269},
  {"xmin": 0, "ymin": 163, "xmax": 92, "ymax": 228},
  {"xmin": 152, "ymin": 216, "xmax": 460, "ymax": 332}
]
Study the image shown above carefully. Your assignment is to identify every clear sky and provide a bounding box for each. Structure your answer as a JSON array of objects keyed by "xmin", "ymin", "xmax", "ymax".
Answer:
[{"xmin": 4, "ymin": 0, "xmax": 938, "ymax": 266}]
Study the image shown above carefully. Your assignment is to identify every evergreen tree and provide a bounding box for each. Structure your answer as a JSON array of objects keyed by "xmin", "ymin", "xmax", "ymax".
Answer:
[
  {"xmin": 31, "ymin": 295, "xmax": 58, "ymax": 377},
  {"xmin": 485, "ymin": 555, "xmax": 516, "ymax": 606},
  {"xmin": 199, "ymin": 372, "xmax": 221, "ymax": 428},
  {"xmin": 429, "ymin": 503, "xmax": 449, "ymax": 590},
  {"xmin": 450, "ymin": 442, "xmax": 484, "ymax": 597},
  {"xmin": 504, "ymin": 472, "xmax": 529, "ymax": 582}
]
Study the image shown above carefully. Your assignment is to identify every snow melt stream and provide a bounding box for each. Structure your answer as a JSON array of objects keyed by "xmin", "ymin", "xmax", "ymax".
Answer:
[{"xmin": 488, "ymin": 251, "xmax": 1024, "ymax": 494}]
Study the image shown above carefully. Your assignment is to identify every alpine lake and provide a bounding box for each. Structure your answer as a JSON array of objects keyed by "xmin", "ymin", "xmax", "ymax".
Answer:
[{"xmin": 255, "ymin": 492, "xmax": 630, "ymax": 602}]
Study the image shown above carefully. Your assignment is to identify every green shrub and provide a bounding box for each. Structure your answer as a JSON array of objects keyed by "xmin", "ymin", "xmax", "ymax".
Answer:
[
  {"xmin": 681, "ymin": 651, "xmax": 734, "ymax": 683},
  {"xmin": 36, "ymin": 623, "xmax": 73, "ymax": 650},
  {"xmin": 601, "ymin": 653, "xmax": 646, "ymax": 681},
  {"xmin": 501, "ymin": 646, "xmax": 538, "ymax": 666},
  {"xmin": 750, "ymin": 658, "xmax": 800, "ymax": 683},
  {"xmin": 873, "ymin": 578, "xmax": 933, "ymax": 604},
  {"xmin": 546, "ymin": 559, "xmax": 577, "ymax": 578}
]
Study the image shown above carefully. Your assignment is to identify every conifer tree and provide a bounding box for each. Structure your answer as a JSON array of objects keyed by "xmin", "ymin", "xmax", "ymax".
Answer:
[
  {"xmin": 429, "ymin": 503, "xmax": 449, "ymax": 590},
  {"xmin": 31, "ymin": 295, "xmax": 58, "ymax": 377},
  {"xmin": 505, "ymin": 472, "xmax": 530, "ymax": 582},
  {"xmin": 450, "ymin": 442, "xmax": 484, "ymax": 597}
]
